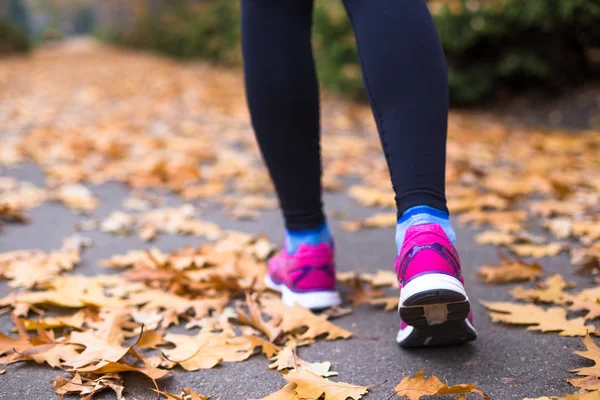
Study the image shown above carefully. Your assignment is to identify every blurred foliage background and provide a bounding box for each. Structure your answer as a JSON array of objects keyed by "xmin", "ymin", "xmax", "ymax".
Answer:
[{"xmin": 1, "ymin": 0, "xmax": 599, "ymax": 105}]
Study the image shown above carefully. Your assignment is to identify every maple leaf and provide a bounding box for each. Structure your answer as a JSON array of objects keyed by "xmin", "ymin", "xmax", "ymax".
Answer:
[
  {"xmin": 511, "ymin": 274, "xmax": 574, "ymax": 304},
  {"xmin": 394, "ymin": 369, "xmax": 488, "ymax": 399},
  {"xmin": 478, "ymin": 255, "xmax": 542, "ymax": 284},
  {"xmin": 482, "ymin": 301, "xmax": 595, "ymax": 336}
]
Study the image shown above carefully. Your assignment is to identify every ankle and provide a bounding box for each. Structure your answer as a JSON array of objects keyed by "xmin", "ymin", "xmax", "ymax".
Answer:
[
  {"xmin": 285, "ymin": 222, "xmax": 332, "ymax": 255},
  {"xmin": 395, "ymin": 206, "xmax": 456, "ymax": 252}
]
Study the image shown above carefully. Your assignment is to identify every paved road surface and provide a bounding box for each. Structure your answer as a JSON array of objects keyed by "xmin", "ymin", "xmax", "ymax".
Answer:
[{"xmin": 0, "ymin": 162, "xmax": 587, "ymax": 400}]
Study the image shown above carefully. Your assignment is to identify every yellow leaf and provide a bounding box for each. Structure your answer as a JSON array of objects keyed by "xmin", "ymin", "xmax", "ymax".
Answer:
[{"xmin": 285, "ymin": 370, "xmax": 369, "ymax": 400}]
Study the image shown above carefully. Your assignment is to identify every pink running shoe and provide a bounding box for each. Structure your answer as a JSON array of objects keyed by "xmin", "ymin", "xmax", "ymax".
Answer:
[
  {"xmin": 265, "ymin": 242, "xmax": 341, "ymax": 310},
  {"xmin": 395, "ymin": 223, "xmax": 476, "ymax": 347}
]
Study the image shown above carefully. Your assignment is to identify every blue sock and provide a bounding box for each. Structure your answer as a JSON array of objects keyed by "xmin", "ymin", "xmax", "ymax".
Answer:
[
  {"xmin": 285, "ymin": 222, "xmax": 332, "ymax": 255},
  {"xmin": 395, "ymin": 206, "xmax": 456, "ymax": 253}
]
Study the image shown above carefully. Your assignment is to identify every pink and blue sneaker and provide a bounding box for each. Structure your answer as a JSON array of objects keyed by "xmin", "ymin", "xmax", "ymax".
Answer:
[
  {"xmin": 265, "ymin": 242, "xmax": 341, "ymax": 310},
  {"xmin": 395, "ymin": 223, "xmax": 476, "ymax": 347}
]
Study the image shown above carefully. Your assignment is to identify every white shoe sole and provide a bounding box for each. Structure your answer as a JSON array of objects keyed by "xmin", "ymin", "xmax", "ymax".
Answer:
[
  {"xmin": 397, "ymin": 273, "xmax": 476, "ymax": 347},
  {"xmin": 265, "ymin": 274, "xmax": 341, "ymax": 310}
]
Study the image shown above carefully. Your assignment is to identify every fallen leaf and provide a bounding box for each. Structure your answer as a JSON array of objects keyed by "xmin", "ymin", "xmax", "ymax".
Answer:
[
  {"xmin": 478, "ymin": 257, "xmax": 542, "ymax": 284},
  {"xmin": 572, "ymin": 334, "xmax": 600, "ymax": 377},
  {"xmin": 509, "ymin": 243, "xmax": 564, "ymax": 258},
  {"xmin": 237, "ymin": 293, "xmax": 282, "ymax": 342},
  {"xmin": 285, "ymin": 370, "xmax": 370, "ymax": 400},
  {"xmin": 510, "ymin": 274, "xmax": 574, "ymax": 304},
  {"xmin": 482, "ymin": 301, "xmax": 595, "ymax": 336},
  {"xmin": 262, "ymin": 297, "xmax": 352, "ymax": 341},
  {"xmin": 394, "ymin": 369, "xmax": 488, "ymax": 399}
]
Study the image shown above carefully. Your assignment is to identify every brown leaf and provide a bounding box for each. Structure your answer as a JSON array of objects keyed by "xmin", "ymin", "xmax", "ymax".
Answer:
[
  {"xmin": 262, "ymin": 297, "xmax": 352, "ymax": 341},
  {"xmin": 236, "ymin": 292, "xmax": 282, "ymax": 342},
  {"xmin": 509, "ymin": 243, "xmax": 564, "ymax": 258},
  {"xmin": 478, "ymin": 257, "xmax": 542, "ymax": 284},
  {"xmin": 572, "ymin": 334, "xmax": 600, "ymax": 377},
  {"xmin": 511, "ymin": 274, "xmax": 574, "ymax": 304},
  {"xmin": 137, "ymin": 330, "xmax": 166, "ymax": 349},
  {"xmin": 482, "ymin": 301, "xmax": 595, "ymax": 336},
  {"xmin": 52, "ymin": 373, "xmax": 124, "ymax": 399},
  {"xmin": 345, "ymin": 278, "xmax": 386, "ymax": 307},
  {"xmin": 394, "ymin": 369, "xmax": 488, "ymax": 399},
  {"xmin": 285, "ymin": 370, "xmax": 370, "ymax": 400},
  {"xmin": 245, "ymin": 335, "xmax": 282, "ymax": 358},
  {"xmin": 360, "ymin": 270, "xmax": 399, "ymax": 288}
]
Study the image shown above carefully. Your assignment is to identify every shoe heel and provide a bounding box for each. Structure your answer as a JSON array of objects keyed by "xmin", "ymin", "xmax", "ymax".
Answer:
[{"xmin": 399, "ymin": 273, "xmax": 470, "ymax": 327}]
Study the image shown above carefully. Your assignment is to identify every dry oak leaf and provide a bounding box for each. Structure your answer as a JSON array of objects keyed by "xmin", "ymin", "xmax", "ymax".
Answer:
[
  {"xmin": 509, "ymin": 243, "xmax": 564, "ymax": 258},
  {"xmin": 162, "ymin": 332, "xmax": 257, "ymax": 371},
  {"xmin": 236, "ymin": 292, "xmax": 282, "ymax": 342},
  {"xmin": 52, "ymin": 184, "xmax": 98, "ymax": 213},
  {"xmin": 52, "ymin": 372, "xmax": 125, "ymax": 400},
  {"xmin": 474, "ymin": 230, "xmax": 515, "ymax": 246},
  {"xmin": 510, "ymin": 274, "xmax": 574, "ymax": 305},
  {"xmin": 154, "ymin": 388, "xmax": 209, "ymax": 400},
  {"xmin": 477, "ymin": 257, "xmax": 542, "ymax": 284},
  {"xmin": 394, "ymin": 369, "xmax": 488, "ymax": 400},
  {"xmin": 458, "ymin": 210, "xmax": 526, "ymax": 233},
  {"xmin": 529, "ymin": 199, "xmax": 586, "ymax": 218},
  {"xmin": 568, "ymin": 376, "xmax": 600, "ymax": 391},
  {"xmin": 482, "ymin": 301, "xmax": 595, "ymax": 336},
  {"xmin": 256, "ymin": 383, "xmax": 297, "ymax": 400},
  {"xmin": 246, "ymin": 335, "xmax": 283, "ymax": 358},
  {"xmin": 345, "ymin": 278, "xmax": 386, "ymax": 307},
  {"xmin": 137, "ymin": 330, "xmax": 166, "ymax": 349},
  {"xmin": 348, "ymin": 185, "xmax": 395, "ymax": 208},
  {"xmin": 342, "ymin": 212, "xmax": 397, "ymax": 232},
  {"xmin": 64, "ymin": 330, "xmax": 130, "ymax": 369},
  {"xmin": 285, "ymin": 370, "xmax": 370, "ymax": 400},
  {"xmin": 571, "ymin": 243, "xmax": 600, "ymax": 272},
  {"xmin": 22, "ymin": 309, "xmax": 87, "ymax": 331},
  {"xmin": 128, "ymin": 289, "xmax": 228, "ymax": 320},
  {"xmin": 572, "ymin": 334, "xmax": 600, "ymax": 377},
  {"xmin": 368, "ymin": 296, "xmax": 400, "ymax": 311},
  {"xmin": 268, "ymin": 340, "xmax": 306, "ymax": 371},
  {"xmin": 75, "ymin": 360, "xmax": 169, "ymax": 381},
  {"xmin": 567, "ymin": 296, "xmax": 600, "ymax": 321},
  {"xmin": 360, "ymin": 270, "xmax": 399, "ymax": 288},
  {"xmin": 261, "ymin": 297, "xmax": 352, "ymax": 341}
]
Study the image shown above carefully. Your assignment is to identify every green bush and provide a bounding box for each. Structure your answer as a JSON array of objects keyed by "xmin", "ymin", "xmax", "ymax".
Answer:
[
  {"xmin": 113, "ymin": 2, "xmax": 241, "ymax": 65},
  {"xmin": 105, "ymin": 0, "xmax": 600, "ymax": 105},
  {"xmin": 0, "ymin": 19, "xmax": 31, "ymax": 54}
]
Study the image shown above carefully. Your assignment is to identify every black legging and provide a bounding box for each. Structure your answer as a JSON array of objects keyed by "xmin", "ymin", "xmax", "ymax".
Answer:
[{"xmin": 242, "ymin": 0, "xmax": 449, "ymax": 231}]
